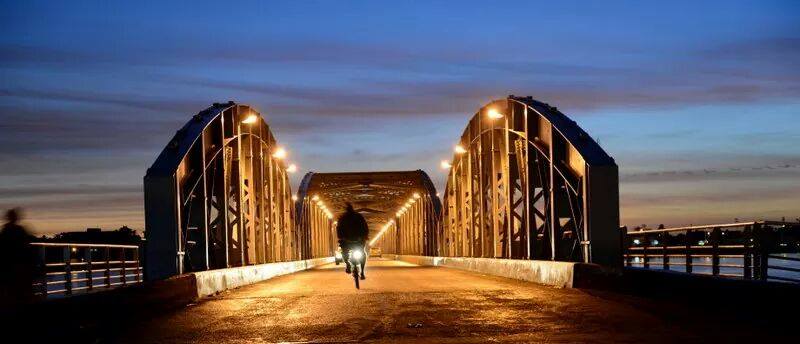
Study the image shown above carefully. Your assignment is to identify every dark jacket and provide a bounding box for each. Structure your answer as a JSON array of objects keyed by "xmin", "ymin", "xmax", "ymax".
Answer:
[{"xmin": 336, "ymin": 209, "xmax": 369, "ymax": 242}]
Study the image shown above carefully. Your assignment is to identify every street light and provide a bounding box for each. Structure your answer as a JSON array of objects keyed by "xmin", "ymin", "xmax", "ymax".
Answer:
[
  {"xmin": 272, "ymin": 147, "xmax": 287, "ymax": 159},
  {"xmin": 242, "ymin": 113, "xmax": 258, "ymax": 124},
  {"xmin": 454, "ymin": 144, "xmax": 467, "ymax": 154},
  {"xmin": 440, "ymin": 160, "xmax": 452, "ymax": 169},
  {"xmin": 487, "ymin": 108, "xmax": 503, "ymax": 119},
  {"xmin": 286, "ymin": 163, "xmax": 297, "ymax": 173},
  {"xmin": 291, "ymin": 194, "xmax": 298, "ymax": 202}
]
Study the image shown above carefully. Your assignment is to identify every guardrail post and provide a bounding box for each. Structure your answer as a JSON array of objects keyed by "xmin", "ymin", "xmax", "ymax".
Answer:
[
  {"xmin": 134, "ymin": 248, "xmax": 141, "ymax": 282},
  {"xmin": 685, "ymin": 229, "xmax": 693, "ymax": 274},
  {"xmin": 711, "ymin": 227, "xmax": 721, "ymax": 277},
  {"xmin": 105, "ymin": 247, "xmax": 111, "ymax": 288},
  {"xmin": 84, "ymin": 247, "xmax": 93, "ymax": 291},
  {"xmin": 661, "ymin": 232, "xmax": 669, "ymax": 270},
  {"xmin": 743, "ymin": 225, "xmax": 753, "ymax": 280},
  {"xmin": 120, "ymin": 247, "xmax": 127, "ymax": 286},
  {"xmin": 753, "ymin": 223, "xmax": 769, "ymax": 281},
  {"xmin": 642, "ymin": 233, "xmax": 650, "ymax": 269},
  {"xmin": 63, "ymin": 246, "xmax": 72, "ymax": 296}
]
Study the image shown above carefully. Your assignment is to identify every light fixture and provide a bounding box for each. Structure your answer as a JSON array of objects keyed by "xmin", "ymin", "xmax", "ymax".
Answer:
[
  {"xmin": 292, "ymin": 194, "xmax": 298, "ymax": 202},
  {"xmin": 272, "ymin": 147, "xmax": 287, "ymax": 159},
  {"xmin": 487, "ymin": 108, "xmax": 503, "ymax": 119},
  {"xmin": 454, "ymin": 145, "xmax": 467, "ymax": 154},
  {"xmin": 413, "ymin": 192, "xmax": 421, "ymax": 199},
  {"xmin": 312, "ymin": 195, "xmax": 319, "ymax": 201},
  {"xmin": 440, "ymin": 160, "xmax": 452, "ymax": 169},
  {"xmin": 286, "ymin": 164, "xmax": 297, "ymax": 173},
  {"xmin": 242, "ymin": 113, "xmax": 258, "ymax": 124}
]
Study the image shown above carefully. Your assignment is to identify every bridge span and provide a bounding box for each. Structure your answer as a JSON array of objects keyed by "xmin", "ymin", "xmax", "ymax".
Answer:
[{"xmin": 144, "ymin": 96, "xmax": 620, "ymax": 281}]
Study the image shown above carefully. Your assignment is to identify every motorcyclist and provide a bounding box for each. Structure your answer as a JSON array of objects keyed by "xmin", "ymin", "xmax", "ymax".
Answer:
[{"xmin": 336, "ymin": 203, "xmax": 369, "ymax": 280}]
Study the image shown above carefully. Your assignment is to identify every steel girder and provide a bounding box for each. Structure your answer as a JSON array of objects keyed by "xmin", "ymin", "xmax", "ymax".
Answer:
[
  {"xmin": 441, "ymin": 96, "xmax": 620, "ymax": 266},
  {"xmin": 144, "ymin": 102, "xmax": 298, "ymax": 280}
]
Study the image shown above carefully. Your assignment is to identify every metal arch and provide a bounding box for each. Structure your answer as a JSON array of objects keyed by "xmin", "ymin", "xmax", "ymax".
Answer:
[
  {"xmin": 144, "ymin": 102, "xmax": 298, "ymax": 280},
  {"xmin": 297, "ymin": 170, "xmax": 442, "ymax": 256},
  {"xmin": 441, "ymin": 96, "xmax": 620, "ymax": 266}
]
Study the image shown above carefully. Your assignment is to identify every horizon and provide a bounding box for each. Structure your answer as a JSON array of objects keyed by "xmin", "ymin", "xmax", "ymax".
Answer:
[{"xmin": 1, "ymin": 1, "xmax": 799, "ymax": 235}]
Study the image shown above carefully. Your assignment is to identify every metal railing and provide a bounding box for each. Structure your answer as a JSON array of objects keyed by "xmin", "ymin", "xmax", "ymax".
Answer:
[
  {"xmin": 623, "ymin": 221, "xmax": 800, "ymax": 283},
  {"xmin": 31, "ymin": 242, "xmax": 143, "ymax": 297}
]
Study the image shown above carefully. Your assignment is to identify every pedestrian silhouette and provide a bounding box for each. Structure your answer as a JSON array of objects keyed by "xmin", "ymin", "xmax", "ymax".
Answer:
[{"xmin": 0, "ymin": 208, "xmax": 38, "ymax": 307}]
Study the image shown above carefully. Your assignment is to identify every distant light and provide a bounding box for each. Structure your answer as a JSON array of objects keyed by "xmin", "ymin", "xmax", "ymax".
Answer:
[
  {"xmin": 242, "ymin": 113, "xmax": 258, "ymax": 124},
  {"xmin": 487, "ymin": 108, "xmax": 503, "ymax": 119},
  {"xmin": 652, "ymin": 240, "xmax": 659, "ymax": 245},
  {"xmin": 698, "ymin": 240, "xmax": 705, "ymax": 246},
  {"xmin": 286, "ymin": 164, "xmax": 297, "ymax": 173},
  {"xmin": 291, "ymin": 194, "xmax": 298, "ymax": 202},
  {"xmin": 436, "ymin": 192, "xmax": 440, "ymax": 197},
  {"xmin": 454, "ymin": 145, "xmax": 467, "ymax": 154},
  {"xmin": 71, "ymin": 247, "xmax": 77, "ymax": 253},
  {"xmin": 440, "ymin": 160, "xmax": 452, "ymax": 169},
  {"xmin": 633, "ymin": 239, "xmax": 641, "ymax": 245},
  {"xmin": 413, "ymin": 192, "xmax": 421, "ymax": 199},
  {"xmin": 312, "ymin": 195, "xmax": 319, "ymax": 201},
  {"xmin": 272, "ymin": 147, "xmax": 287, "ymax": 159}
]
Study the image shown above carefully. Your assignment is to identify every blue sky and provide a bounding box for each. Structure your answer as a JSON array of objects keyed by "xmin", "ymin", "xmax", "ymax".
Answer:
[{"xmin": 1, "ymin": 0, "xmax": 798, "ymax": 233}]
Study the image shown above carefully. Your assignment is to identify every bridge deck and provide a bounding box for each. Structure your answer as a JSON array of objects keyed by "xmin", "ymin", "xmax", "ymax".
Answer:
[{"xmin": 116, "ymin": 259, "xmax": 767, "ymax": 343}]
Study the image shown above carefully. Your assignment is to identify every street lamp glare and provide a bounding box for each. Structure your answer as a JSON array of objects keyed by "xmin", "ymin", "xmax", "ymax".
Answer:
[
  {"xmin": 287, "ymin": 163, "xmax": 297, "ymax": 173},
  {"xmin": 440, "ymin": 160, "xmax": 452, "ymax": 169},
  {"xmin": 242, "ymin": 113, "xmax": 258, "ymax": 124},
  {"xmin": 454, "ymin": 145, "xmax": 467, "ymax": 154}
]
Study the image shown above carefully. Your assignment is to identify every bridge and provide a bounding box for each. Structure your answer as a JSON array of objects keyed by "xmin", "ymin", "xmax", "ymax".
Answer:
[
  {"xmin": 10, "ymin": 97, "xmax": 797, "ymax": 342},
  {"xmin": 143, "ymin": 96, "xmax": 619, "ymax": 280}
]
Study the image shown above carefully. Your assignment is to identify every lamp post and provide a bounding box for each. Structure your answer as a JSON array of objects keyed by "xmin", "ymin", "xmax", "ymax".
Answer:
[{"xmin": 238, "ymin": 112, "xmax": 258, "ymax": 266}]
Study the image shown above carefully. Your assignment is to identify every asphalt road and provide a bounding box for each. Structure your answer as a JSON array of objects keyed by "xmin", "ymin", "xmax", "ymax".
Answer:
[{"xmin": 113, "ymin": 259, "xmax": 781, "ymax": 343}]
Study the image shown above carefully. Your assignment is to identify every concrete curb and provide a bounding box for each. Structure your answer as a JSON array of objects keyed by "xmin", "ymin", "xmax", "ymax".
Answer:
[
  {"xmin": 192, "ymin": 257, "xmax": 334, "ymax": 297},
  {"xmin": 389, "ymin": 255, "xmax": 605, "ymax": 288}
]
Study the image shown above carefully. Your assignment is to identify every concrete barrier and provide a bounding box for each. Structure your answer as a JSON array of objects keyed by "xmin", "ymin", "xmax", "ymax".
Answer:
[
  {"xmin": 192, "ymin": 257, "xmax": 334, "ymax": 298},
  {"xmin": 389, "ymin": 255, "xmax": 594, "ymax": 288}
]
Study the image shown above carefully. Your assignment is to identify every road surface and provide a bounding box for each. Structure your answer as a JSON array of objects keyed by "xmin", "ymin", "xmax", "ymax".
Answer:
[{"xmin": 114, "ymin": 259, "xmax": 773, "ymax": 343}]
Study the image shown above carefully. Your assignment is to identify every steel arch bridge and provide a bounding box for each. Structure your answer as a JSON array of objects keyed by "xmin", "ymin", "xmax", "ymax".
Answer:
[{"xmin": 144, "ymin": 96, "xmax": 619, "ymax": 280}]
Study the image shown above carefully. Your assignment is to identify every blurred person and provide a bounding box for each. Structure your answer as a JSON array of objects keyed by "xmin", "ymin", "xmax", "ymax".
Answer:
[{"xmin": 0, "ymin": 208, "xmax": 38, "ymax": 307}]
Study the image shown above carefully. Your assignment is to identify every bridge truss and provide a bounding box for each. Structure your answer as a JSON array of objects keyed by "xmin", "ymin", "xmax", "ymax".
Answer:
[
  {"xmin": 144, "ymin": 102, "xmax": 301, "ymax": 280},
  {"xmin": 298, "ymin": 171, "xmax": 441, "ymax": 257},
  {"xmin": 439, "ymin": 96, "xmax": 620, "ymax": 265}
]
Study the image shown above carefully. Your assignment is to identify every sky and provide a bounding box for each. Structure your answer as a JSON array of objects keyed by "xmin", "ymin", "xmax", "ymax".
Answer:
[{"xmin": 0, "ymin": 0, "xmax": 798, "ymax": 235}]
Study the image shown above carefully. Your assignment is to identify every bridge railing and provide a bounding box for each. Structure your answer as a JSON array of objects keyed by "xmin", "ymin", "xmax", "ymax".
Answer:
[
  {"xmin": 623, "ymin": 221, "xmax": 800, "ymax": 283},
  {"xmin": 31, "ymin": 242, "xmax": 142, "ymax": 298}
]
